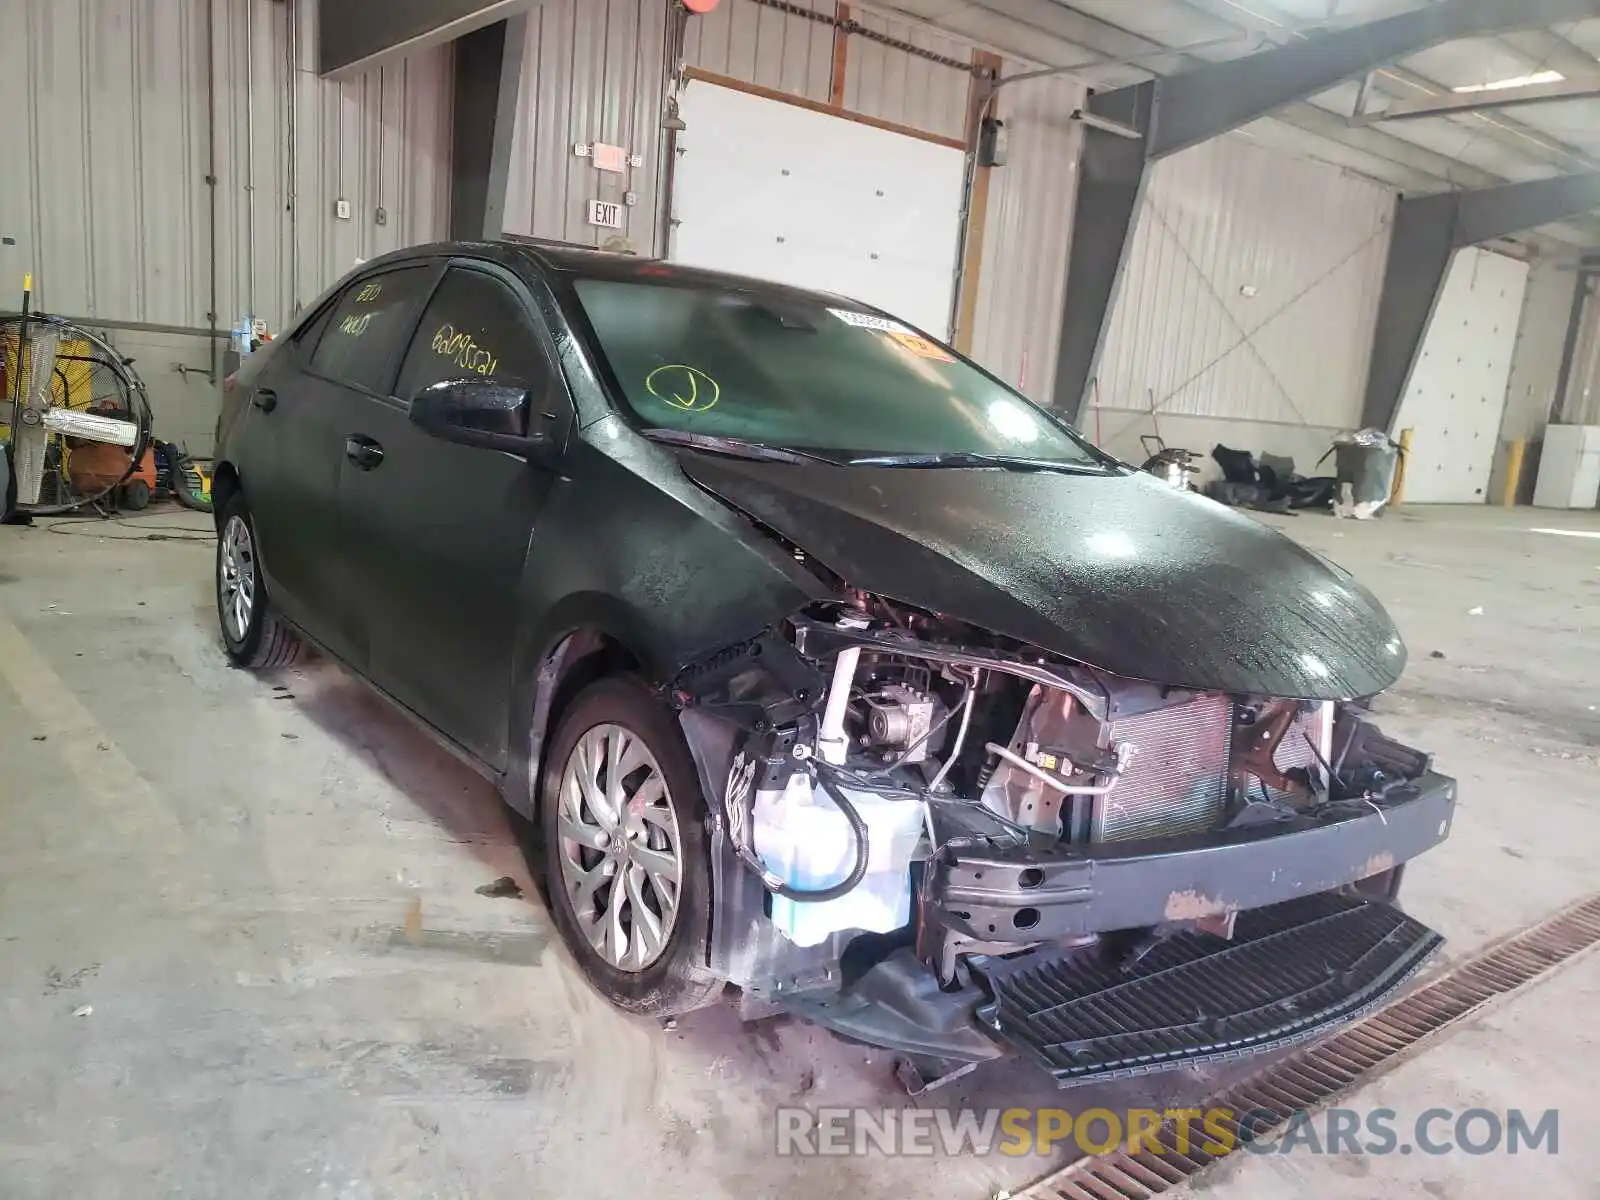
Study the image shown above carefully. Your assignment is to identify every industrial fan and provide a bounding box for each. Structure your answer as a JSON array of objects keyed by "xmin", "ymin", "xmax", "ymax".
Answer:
[{"xmin": 1, "ymin": 312, "xmax": 152, "ymax": 514}]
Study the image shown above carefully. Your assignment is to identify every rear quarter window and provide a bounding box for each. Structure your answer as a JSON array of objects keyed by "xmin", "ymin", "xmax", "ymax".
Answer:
[{"xmin": 309, "ymin": 265, "xmax": 437, "ymax": 394}]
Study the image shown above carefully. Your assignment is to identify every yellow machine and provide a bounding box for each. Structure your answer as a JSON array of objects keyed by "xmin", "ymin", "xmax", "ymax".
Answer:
[{"xmin": 1, "ymin": 307, "xmax": 151, "ymax": 512}]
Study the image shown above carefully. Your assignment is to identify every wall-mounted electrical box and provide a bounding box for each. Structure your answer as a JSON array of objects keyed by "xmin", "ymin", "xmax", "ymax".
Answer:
[{"xmin": 978, "ymin": 117, "xmax": 1008, "ymax": 168}]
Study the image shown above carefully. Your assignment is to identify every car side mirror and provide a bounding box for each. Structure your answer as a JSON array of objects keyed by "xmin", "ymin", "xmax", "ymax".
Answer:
[{"xmin": 408, "ymin": 378, "xmax": 553, "ymax": 460}]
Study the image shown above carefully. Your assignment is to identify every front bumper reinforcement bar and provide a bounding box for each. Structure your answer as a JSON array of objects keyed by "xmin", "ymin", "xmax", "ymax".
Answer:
[{"xmin": 919, "ymin": 771, "xmax": 1456, "ymax": 976}]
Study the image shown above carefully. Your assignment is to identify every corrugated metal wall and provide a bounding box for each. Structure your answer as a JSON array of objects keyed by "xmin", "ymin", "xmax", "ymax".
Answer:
[
  {"xmin": 502, "ymin": 0, "xmax": 670, "ymax": 252},
  {"xmin": 682, "ymin": 0, "xmax": 971, "ymax": 141},
  {"xmin": 0, "ymin": 0, "xmax": 452, "ymax": 453},
  {"xmin": 839, "ymin": 8, "xmax": 971, "ymax": 142},
  {"xmin": 0, "ymin": 0, "xmax": 204, "ymax": 324},
  {"xmin": 270, "ymin": 0, "xmax": 453, "ymax": 321},
  {"xmin": 1093, "ymin": 133, "xmax": 1393, "ymax": 451},
  {"xmin": 970, "ymin": 70, "xmax": 1086, "ymax": 405},
  {"xmin": 682, "ymin": 0, "xmax": 835, "ymax": 104},
  {"xmin": 0, "ymin": 0, "xmax": 452, "ymax": 334}
]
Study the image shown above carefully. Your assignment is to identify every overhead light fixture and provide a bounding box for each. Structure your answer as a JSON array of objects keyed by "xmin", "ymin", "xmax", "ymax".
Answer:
[
  {"xmin": 1452, "ymin": 69, "xmax": 1564, "ymax": 94},
  {"xmin": 1070, "ymin": 109, "xmax": 1142, "ymax": 139}
]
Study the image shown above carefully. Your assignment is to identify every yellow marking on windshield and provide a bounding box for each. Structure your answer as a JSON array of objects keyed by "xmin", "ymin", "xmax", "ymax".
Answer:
[{"xmin": 646, "ymin": 363, "xmax": 721, "ymax": 412}]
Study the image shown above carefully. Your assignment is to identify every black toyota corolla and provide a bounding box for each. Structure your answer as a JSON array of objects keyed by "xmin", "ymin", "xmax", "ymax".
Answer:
[{"xmin": 214, "ymin": 240, "xmax": 1454, "ymax": 1086}]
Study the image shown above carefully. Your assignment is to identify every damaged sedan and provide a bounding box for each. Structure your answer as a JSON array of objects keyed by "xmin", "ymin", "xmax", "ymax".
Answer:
[{"xmin": 212, "ymin": 240, "xmax": 1454, "ymax": 1087}]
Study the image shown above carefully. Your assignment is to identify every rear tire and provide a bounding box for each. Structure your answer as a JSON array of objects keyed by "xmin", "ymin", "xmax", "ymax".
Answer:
[
  {"xmin": 216, "ymin": 493, "xmax": 304, "ymax": 669},
  {"xmin": 538, "ymin": 676, "xmax": 723, "ymax": 1017}
]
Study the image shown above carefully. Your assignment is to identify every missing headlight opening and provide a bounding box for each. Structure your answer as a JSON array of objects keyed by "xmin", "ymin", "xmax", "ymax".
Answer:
[{"xmin": 672, "ymin": 586, "xmax": 1453, "ymax": 1085}]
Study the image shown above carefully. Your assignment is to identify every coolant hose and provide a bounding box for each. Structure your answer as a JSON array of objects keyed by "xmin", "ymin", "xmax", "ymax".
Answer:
[{"xmin": 738, "ymin": 769, "xmax": 871, "ymax": 904}]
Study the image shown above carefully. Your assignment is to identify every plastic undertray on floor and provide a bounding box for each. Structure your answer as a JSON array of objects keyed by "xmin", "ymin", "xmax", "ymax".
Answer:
[{"xmin": 974, "ymin": 890, "xmax": 1443, "ymax": 1085}]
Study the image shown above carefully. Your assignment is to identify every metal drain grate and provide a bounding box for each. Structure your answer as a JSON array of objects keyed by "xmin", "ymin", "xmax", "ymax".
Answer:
[{"xmin": 1019, "ymin": 892, "xmax": 1600, "ymax": 1200}]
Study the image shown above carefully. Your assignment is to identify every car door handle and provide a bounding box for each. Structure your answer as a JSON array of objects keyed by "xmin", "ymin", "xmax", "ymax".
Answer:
[
  {"xmin": 344, "ymin": 435, "xmax": 384, "ymax": 470},
  {"xmin": 251, "ymin": 388, "xmax": 278, "ymax": 413}
]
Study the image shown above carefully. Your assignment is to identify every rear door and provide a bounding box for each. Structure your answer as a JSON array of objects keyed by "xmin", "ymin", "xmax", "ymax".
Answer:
[
  {"xmin": 337, "ymin": 261, "xmax": 575, "ymax": 766},
  {"xmin": 223, "ymin": 297, "xmax": 340, "ymax": 639},
  {"xmin": 238, "ymin": 261, "xmax": 441, "ymax": 664}
]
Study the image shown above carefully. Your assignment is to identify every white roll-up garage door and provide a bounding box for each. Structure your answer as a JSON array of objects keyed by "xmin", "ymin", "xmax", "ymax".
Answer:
[
  {"xmin": 1393, "ymin": 246, "xmax": 1530, "ymax": 504},
  {"xmin": 668, "ymin": 78, "xmax": 967, "ymax": 339}
]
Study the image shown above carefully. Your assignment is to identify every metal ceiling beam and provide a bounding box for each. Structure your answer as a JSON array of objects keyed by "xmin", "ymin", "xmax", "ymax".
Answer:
[
  {"xmin": 317, "ymin": 0, "xmax": 533, "ymax": 78},
  {"xmin": 1176, "ymin": 0, "xmax": 1600, "ymax": 181},
  {"xmin": 1282, "ymin": 103, "xmax": 1503, "ymax": 186},
  {"xmin": 1143, "ymin": 0, "xmax": 1600, "ymax": 160},
  {"xmin": 1357, "ymin": 76, "xmax": 1600, "ymax": 123},
  {"xmin": 1362, "ymin": 171, "xmax": 1600, "ymax": 432},
  {"xmin": 1054, "ymin": 0, "xmax": 1600, "ymax": 424}
]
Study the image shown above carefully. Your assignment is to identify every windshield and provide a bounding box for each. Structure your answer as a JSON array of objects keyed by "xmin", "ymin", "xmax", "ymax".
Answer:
[{"xmin": 569, "ymin": 277, "xmax": 1105, "ymax": 466}]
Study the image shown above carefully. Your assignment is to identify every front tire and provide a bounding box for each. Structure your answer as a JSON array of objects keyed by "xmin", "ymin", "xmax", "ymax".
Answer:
[
  {"xmin": 539, "ymin": 676, "xmax": 722, "ymax": 1016},
  {"xmin": 216, "ymin": 494, "xmax": 303, "ymax": 669}
]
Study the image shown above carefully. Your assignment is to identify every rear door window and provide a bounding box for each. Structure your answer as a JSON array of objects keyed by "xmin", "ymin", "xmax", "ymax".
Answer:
[
  {"xmin": 309, "ymin": 264, "xmax": 438, "ymax": 395},
  {"xmin": 395, "ymin": 266, "xmax": 559, "ymax": 402}
]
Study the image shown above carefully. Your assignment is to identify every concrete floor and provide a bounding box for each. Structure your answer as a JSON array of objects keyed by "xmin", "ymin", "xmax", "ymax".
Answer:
[{"xmin": 0, "ymin": 503, "xmax": 1596, "ymax": 1199}]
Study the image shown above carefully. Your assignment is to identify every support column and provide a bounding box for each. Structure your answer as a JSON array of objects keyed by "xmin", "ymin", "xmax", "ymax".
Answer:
[
  {"xmin": 1053, "ymin": 0, "xmax": 1600, "ymax": 427},
  {"xmin": 1359, "ymin": 194, "xmax": 1460, "ymax": 432},
  {"xmin": 1362, "ymin": 172, "xmax": 1600, "ymax": 432},
  {"xmin": 450, "ymin": 17, "xmax": 526, "ymax": 243},
  {"xmin": 1050, "ymin": 83, "xmax": 1152, "ymax": 418}
]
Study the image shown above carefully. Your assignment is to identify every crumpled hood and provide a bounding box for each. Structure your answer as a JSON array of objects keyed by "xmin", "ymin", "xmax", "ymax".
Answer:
[{"xmin": 678, "ymin": 453, "xmax": 1405, "ymax": 699}]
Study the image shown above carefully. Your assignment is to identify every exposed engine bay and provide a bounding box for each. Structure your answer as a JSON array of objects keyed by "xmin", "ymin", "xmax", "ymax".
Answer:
[{"xmin": 671, "ymin": 589, "xmax": 1455, "ymax": 1086}]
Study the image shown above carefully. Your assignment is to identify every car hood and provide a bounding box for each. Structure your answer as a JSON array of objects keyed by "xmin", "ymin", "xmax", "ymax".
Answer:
[{"xmin": 677, "ymin": 453, "xmax": 1405, "ymax": 699}]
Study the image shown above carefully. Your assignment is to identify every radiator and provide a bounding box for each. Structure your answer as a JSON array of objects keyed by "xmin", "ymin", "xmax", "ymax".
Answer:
[
  {"xmin": 1091, "ymin": 697, "xmax": 1331, "ymax": 842},
  {"xmin": 1093, "ymin": 694, "xmax": 1234, "ymax": 842}
]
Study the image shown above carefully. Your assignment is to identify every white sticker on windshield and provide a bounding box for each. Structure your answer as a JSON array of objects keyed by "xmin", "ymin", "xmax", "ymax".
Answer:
[{"xmin": 829, "ymin": 308, "xmax": 909, "ymax": 334}]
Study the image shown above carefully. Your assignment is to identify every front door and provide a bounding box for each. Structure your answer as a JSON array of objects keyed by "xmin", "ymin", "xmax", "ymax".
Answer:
[{"xmin": 337, "ymin": 262, "xmax": 574, "ymax": 767}]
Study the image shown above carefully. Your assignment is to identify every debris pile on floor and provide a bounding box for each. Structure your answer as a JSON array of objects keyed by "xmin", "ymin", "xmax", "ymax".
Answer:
[
  {"xmin": 1166, "ymin": 427, "xmax": 1404, "ymax": 520},
  {"xmin": 1203, "ymin": 443, "xmax": 1336, "ymax": 513}
]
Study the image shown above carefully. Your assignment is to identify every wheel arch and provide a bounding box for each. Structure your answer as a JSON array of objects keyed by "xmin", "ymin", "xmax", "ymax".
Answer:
[
  {"xmin": 210, "ymin": 460, "xmax": 242, "ymax": 529},
  {"xmin": 506, "ymin": 601, "xmax": 660, "ymax": 824}
]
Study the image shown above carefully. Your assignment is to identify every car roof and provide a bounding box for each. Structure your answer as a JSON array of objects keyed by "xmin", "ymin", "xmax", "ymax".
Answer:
[
  {"xmin": 360, "ymin": 237, "xmax": 869, "ymax": 317},
  {"xmin": 517, "ymin": 239, "xmax": 860, "ymax": 306}
]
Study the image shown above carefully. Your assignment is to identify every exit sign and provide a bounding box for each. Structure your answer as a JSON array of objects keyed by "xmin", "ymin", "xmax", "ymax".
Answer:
[{"xmin": 587, "ymin": 200, "xmax": 623, "ymax": 230}]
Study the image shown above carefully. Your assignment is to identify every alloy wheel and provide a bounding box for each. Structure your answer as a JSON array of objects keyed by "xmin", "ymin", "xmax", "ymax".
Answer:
[
  {"xmin": 555, "ymin": 722, "xmax": 684, "ymax": 972},
  {"xmin": 218, "ymin": 514, "xmax": 257, "ymax": 644}
]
